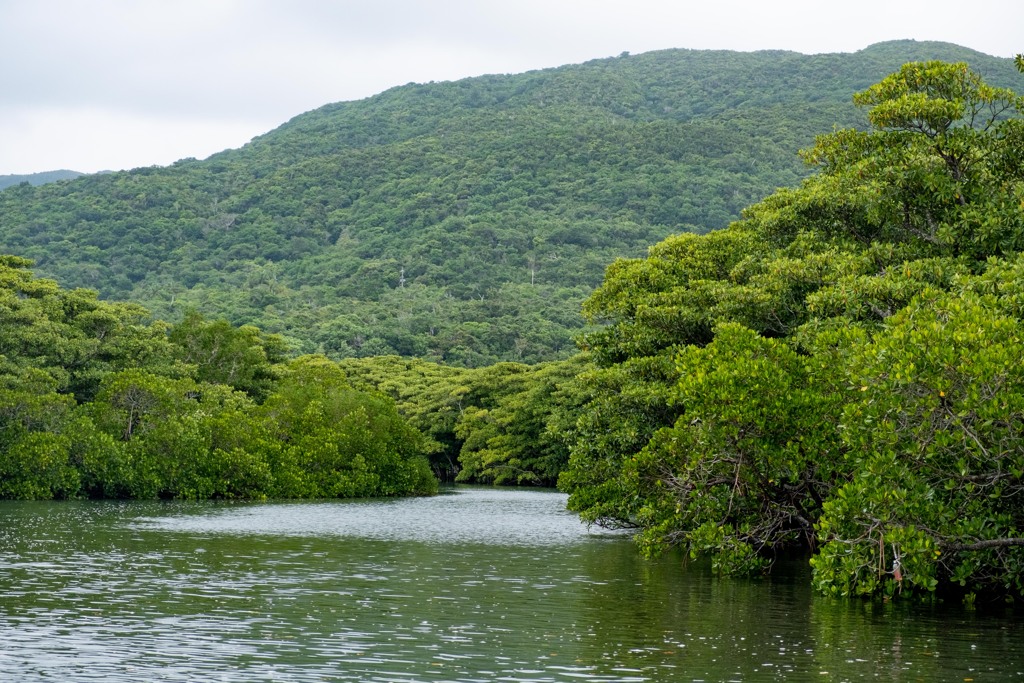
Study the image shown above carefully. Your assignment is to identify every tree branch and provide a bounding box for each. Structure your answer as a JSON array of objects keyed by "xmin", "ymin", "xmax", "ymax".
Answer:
[{"xmin": 942, "ymin": 538, "xmax": 1024, "ymax": 552}]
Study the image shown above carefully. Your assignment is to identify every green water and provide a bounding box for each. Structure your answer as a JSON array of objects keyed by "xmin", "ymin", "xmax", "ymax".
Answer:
[{"xmin": 0, "ymin": 487, "xmax": 1020, "ymax": 681}]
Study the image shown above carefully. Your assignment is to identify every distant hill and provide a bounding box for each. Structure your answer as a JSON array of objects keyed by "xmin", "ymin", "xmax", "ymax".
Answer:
[
  {"xmin": 0, "ymin": 41, "xmax": 1019, "ymax": 365},
  {"xmin": 0, "ymin": 169, "xmax": 82, "ymax": 190}
]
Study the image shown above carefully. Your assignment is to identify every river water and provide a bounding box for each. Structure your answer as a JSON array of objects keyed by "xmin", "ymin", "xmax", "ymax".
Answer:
[{"xmin": 0, "ymin": 487, "xmax": 1021, "ymax": 682}]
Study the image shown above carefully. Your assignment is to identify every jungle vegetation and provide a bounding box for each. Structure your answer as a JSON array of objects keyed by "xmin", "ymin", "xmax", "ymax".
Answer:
[
  {"xmin": 1, "ymin": 41, "xmax": 1017, "ymax": 365},
  {"xmin": 2, "ymin": 44, "xmax": 1024, "ymax": 601},
  {"xmin": 0, "ymin": 257, "xmax": 436, "ymax": 500},
  {"xmin": 560, "ymin": 59, "xmax": 1024, "ymax": 601}
]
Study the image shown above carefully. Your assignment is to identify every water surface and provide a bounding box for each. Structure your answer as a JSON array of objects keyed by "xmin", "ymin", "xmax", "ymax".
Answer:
[{"xmin": 0, "ymin": 487, "xmax": 1021, "ymax": 681}]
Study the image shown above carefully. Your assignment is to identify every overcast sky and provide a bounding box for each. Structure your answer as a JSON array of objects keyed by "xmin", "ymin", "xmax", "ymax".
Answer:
[{"xmin": 1, "ymin": 0, "xmax": 1020, "ymax": 175}]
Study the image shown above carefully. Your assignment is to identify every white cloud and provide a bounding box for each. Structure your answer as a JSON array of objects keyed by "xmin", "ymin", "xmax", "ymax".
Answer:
[{"xmin": 1, "ymin": 105, "xmax": 265, "ymax": 172}]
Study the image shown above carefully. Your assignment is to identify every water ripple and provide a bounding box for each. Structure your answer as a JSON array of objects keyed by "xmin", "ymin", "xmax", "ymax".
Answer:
[
  {"xmin": 1, "ymin": 489, "xmax": 1022, "ymax": 681},
  {"xmin": 129, "ymin": 488, "xmax": 620, "ymax": 546}
]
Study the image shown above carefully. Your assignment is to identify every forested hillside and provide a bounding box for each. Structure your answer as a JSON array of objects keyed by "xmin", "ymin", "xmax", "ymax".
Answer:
[{"xmin": 1, "ymin": 41, "xmax": 1017, "ymax": 365}]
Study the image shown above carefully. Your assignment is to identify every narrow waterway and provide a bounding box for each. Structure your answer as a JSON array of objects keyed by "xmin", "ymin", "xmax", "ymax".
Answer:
[{"xmin": 0, "ymin": 487, "xmax": 1020, "ymax": 681}]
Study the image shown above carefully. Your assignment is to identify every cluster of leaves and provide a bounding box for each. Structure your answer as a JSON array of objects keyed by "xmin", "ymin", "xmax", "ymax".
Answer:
[
  {"xmin": 0, "ymin": 257, "xmax": 436, "ymax": 500},
  {"xmin": 559, "ymin": 60, "xmax": 1024, "ymax": 600},
  {"xmin": 2, "ymin": 42, "xmax": 1016, "ymax": 366},
  {"xmin": 337, "ymin": 354, "xmax": 587, "ymax": 486}
]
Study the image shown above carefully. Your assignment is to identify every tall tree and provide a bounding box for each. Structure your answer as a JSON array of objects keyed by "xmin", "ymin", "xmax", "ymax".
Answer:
[{"xmin": 560, "ymin": 61, "xmax": 1024, "ymax": 599}]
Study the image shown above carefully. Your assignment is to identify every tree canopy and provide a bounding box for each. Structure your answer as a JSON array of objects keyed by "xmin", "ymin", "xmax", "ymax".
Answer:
[
  {"xmin": 0, "ymin": 258, "xmax": 437, "ymax": 501},
  {"xmin": 1, "ymin": 42, "xmax": 1016, "ymax": 366},
  {"xmin": 560, "ymin": 60, "xmax": 1024, "ymax": 600}
]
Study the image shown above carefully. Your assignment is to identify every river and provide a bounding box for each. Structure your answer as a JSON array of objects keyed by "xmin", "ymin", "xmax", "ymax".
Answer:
[{"xmin": 0, "ymin": 487, "xmax": 1021, "ymax": 681}]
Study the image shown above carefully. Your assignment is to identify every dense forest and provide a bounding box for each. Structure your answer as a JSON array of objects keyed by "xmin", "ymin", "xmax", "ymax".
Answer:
[
  {"xmin": 2, "ymin": 44, "xmax": 1024, "ymax": 602},
  {"xmin": 560, "ymin": 58, "xmax": 1024, "ymax": 601},
  {"xmin": 0, "ymin": 257, "xmax": 437, "ymax": 499},
  {"xmin": 1, "ymin": 41, "xmax": 1018, "ymax": 365}
]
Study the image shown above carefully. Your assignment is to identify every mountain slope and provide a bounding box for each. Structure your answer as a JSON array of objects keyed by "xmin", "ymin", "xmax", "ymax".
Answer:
[
  {"xmin": 0, "ymin": 41, "xmax": 1018, "ymax": 364},
  {"xmin": 0, "ymin": 169, "xmax": 82, "ymax": 190}
]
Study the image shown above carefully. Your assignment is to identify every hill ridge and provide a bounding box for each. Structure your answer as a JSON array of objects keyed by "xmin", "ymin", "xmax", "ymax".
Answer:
[{"xmin": 0, "ymin": 42, "xmax": 1018, "ymax": 365}]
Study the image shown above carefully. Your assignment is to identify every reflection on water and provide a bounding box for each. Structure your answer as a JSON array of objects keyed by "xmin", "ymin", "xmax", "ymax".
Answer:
[
  {"xmin": 131, "ymin": 487, "xmax": 619, "ymax": 545},
  {"xmin": 0, "ymin": 487, "xmax": 1021, "ymax": 682}
]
